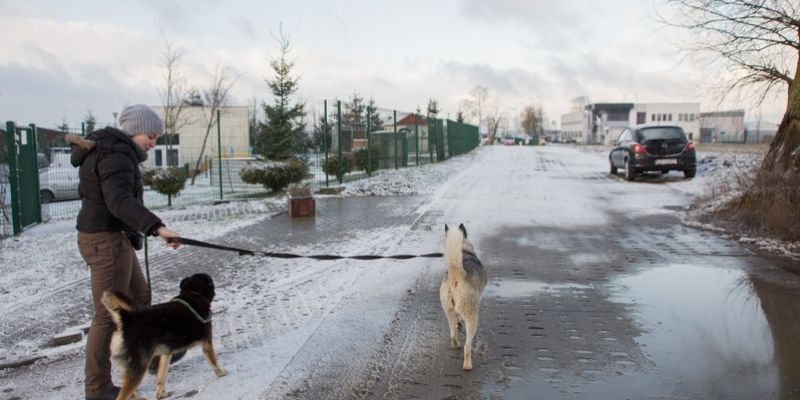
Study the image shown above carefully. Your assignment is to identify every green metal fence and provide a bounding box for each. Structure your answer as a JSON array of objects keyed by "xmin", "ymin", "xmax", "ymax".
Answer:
[
  {"xmin": 4, "ymin": 122, "xmax": 42, "ymax": 235},
  {"xmin": 445, "ymin": 119, "xmax": 480, "ymax": 157},
  {"xmin": 1, "ymin": 99, "xmax": 480, "ymax": 237}
]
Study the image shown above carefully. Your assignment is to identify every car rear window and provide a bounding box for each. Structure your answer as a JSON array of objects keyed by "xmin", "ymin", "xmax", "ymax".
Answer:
[{"xmin": 638, "ymin": 127, "xmax": 686, "ymax": 141}]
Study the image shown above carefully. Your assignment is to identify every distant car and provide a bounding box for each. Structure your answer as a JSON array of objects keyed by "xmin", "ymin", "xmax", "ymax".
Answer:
[
  {"xmin": 609, "ymin": 125, "xmax": 697, "ymax": 181},
  {"xmin": 39, "ymin": 167, "xmax": 80, "ymax": 203},
  {"xmin": 37, "ymin": 153, "xmax": 50, "ymax": 169}
]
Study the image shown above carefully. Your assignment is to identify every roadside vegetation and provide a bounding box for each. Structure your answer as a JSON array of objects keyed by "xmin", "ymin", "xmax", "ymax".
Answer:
[{"xmin": 665, "ymin": 0, "xmax": 800, "ymax": 241}]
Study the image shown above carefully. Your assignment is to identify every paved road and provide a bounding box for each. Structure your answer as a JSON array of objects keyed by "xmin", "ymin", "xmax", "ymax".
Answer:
[{"xmin": 276, "ymin": 146, "xmax": 800, "ymax": 400}]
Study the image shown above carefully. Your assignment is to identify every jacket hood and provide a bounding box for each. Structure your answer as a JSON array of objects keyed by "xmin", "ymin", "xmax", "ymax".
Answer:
[{"xmin": 69, "ymin": 127, "xmax": 147, "ymax": 167}]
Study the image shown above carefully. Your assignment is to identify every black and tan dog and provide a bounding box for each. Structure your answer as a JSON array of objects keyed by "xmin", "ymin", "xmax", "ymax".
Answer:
[{"xmin": 102, "ymin": 273, "xmax": 227, "ymax": 400}]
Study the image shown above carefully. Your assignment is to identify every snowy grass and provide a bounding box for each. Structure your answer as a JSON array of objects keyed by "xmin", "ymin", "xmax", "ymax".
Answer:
[
  {"xmin": 0, "ymin": 198, "xmax": 286, "ymax": 320},
  {"xmin": 574, "ymin": 143, "xmax": 798, "ymax": 259}
]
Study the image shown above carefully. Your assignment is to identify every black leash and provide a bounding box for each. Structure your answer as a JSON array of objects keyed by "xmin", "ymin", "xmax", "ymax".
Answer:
[{"xmin": 167, "ymin": 237, "xmax": 443, "ymax": 260}]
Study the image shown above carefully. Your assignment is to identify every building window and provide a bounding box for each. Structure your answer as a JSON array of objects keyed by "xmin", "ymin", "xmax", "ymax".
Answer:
[
  {"xmin": 167, "ymin": 149, "xmax": 179, "ymax": 167},
  {"xmin": 637, "ymin": 112, "xmax": 646, "ymax": 124},
  {"xmin": 668, "ymin": 114, "xmax": 672, "ymax": 121},
  {"xmin": 155, "ymin": 149, "xmax": 163, "ymax": 167},
  {"xmin": 689, "ymin": 114, "xmax": 695, "ymax": 121},
  {"xmin": 651, "ymin": 114, "xmax": 655, "ymax": 122},
  {"xmin": 606, "ymin": 108, "xmax": 630, "ymax": 122},
  {"xmin": 679, "ymin": 114, "xmax": 684, "ymax": 121}
]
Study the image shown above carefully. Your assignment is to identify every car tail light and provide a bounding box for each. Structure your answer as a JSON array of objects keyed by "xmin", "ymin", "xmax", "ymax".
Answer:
[
  {"xmin": 631, "ymin": 143, "xmax": 646, "ymax": 154},
  {"xmin": 685, "ymin": 141, "xmax": 695, "ymax": 151}
]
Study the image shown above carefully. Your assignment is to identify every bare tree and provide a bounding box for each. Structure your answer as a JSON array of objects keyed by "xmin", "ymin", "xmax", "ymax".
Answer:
[
  {"xmin": 159, "ymin": 38, "xmax": 189, "ymax": 161},
  {"xmin": 485, "ymin": 98, "xmax": 505, "ymax": 144},
  {"xmin": 190, "ymin": 62, "xmax": 236, "ymax": 185},
  {"xmin": 461, "ymin": 85, "xmax": 489, "ymax": 134},
  {"xmin": 427, "ymin": 98, "xmax": 440, "ymax": 117},
  {"xmin": 520, "ymin": 105, "xmax": 541, "ymax": 138},
  {"xmin": 663, "ymin": 0, "xmax": 799, "ymax": 175},
  {"xmin": 663, "ymin": 0, "xmax": 800, "ymax": 237}
]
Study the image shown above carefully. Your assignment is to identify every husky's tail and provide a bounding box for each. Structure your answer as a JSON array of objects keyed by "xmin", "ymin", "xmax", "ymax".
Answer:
[
  {"xmin": 445, "ymin": 225, "xmax": 465, "ymax": 277},
  {"xmin": 101, "ymin": 291, "xmax": 137, "ymax": 326}
]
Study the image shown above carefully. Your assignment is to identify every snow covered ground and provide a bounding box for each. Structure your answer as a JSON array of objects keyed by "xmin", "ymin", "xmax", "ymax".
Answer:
[{"xmin": 1, "ymin": 143, "xmax": 796, "ymax": 399}]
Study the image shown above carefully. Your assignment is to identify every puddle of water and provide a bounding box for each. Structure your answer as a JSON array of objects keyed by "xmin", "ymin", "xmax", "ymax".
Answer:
[
  {"xmin": 611, "ymin": 263, "xmax": 779, "ymax": 395},
  {"xmin": 486, "ymin": 279, "xmax": 591, "ymax": 298},
  {"xmin": 508, "ymin": 233, "xmax": 565, "ymax": 252},
  {"xmin": 485, "ymin": 263, "xmax": 800, "ymax": 399},
  {"xmin": 570, "ymin": 253, "xmax": 609, "ymax": 266}
]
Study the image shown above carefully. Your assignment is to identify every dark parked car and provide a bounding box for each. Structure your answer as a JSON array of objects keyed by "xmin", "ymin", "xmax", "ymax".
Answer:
[{"xmin": 609, "ymin": 125, "xmax": 696, "ymax": 181}]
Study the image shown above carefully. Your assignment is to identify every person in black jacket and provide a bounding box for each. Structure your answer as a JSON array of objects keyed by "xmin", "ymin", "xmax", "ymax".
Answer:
[{"xmin": 68, "ymin": 104, "xmax": 181, "ymax": 400}]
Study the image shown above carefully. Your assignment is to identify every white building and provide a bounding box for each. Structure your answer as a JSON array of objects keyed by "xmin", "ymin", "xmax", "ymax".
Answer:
[
  {"xmin": 560, "ymin": 110, "xmax": 590, "ymax": 143},
  {"xmin": 743, "ymin": 120, "xmax": 779, "ymax": 144},
  {"xmin": 699, "ymin": 110, "xmax": 745, "ymax": 143},
  {"xmin": 148, "ymin": 106, "xmax": 250, "ymax": 171},
  {"xmin": 560, "ymin": 102, "xmax": 701, "ymax": 145}
]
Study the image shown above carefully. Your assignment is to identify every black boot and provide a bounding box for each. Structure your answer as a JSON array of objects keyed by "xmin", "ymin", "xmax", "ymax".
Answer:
[
  {"xmin": 85, "ymin": 385, "xmax": 120, "ymax": 400},
  {"xmin": 147, "ymin": 350, "xmax": 187, "ymax": 374}
]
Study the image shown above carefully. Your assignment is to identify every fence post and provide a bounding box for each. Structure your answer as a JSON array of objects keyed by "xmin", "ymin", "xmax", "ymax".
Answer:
[
  {"xmin": 337, "ymin": 100, "xmax": 343, "ymax": 184},
  {"xmin": 428, "ymin": 117, "xmax": 435, "ymax": 163},
  {"xmin": 30, "ymin": 124, "xmax": 41, "ymax": 224},
  {"xmin": 217, "ymin": 109, "xmax": 223, "ymax": 200},
  {"xmin": 366, "ymin": 107, "xmax": 372, "ymax": 177},
  {"xmin": 6, "ymin": 121, "xmax": 20, "ymax": 235},
  {"xmin": 393, "ymin": 110, "xmax": 398, "ymax": 169},
  {"xmin": 415, "ymin": 113, "xmax": 419, "ymax": 166},
  {"xmin": 324, "ymin": 100, "xmax": 329, "ymax": 187}
]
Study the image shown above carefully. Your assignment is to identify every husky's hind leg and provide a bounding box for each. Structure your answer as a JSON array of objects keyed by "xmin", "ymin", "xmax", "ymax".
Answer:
[
  {"xmin": 462, "ymin": 312, "xmax": 478, "ymax": 370},
  {"xmin": 440, "ymin": 287, "xmax": 460, "ymax": 348}
]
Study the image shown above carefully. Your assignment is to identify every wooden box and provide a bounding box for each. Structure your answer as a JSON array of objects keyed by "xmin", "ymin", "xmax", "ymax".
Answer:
[{"xmin": 288, "ymin": 195, "xmax": 315, "ymax": 217}]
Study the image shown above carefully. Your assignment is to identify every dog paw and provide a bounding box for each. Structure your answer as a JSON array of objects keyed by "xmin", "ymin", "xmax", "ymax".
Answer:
[
  {"xmin": 450, "ymin": 338, "xmax": 460, "ymax": 349},
  {"xmin": 130, "ymin": 391, "xmax": 148, "ymax": 400},
  {"xmin": 156, "ymin": 386, "xmax": 169, "ymax": 400},
  {"xmin": 462, "ymin": 362, "xmax": 473, "ymax": 371},
  {"xmin": 215, "ymin": 368, "xmax": 228, "ymax": 377}
]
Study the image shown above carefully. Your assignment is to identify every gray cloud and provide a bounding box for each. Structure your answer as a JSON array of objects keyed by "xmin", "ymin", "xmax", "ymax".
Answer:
[
  {"xmin": 0, "ymin": 64, "xmax": 155, "ymax": 128},
  {"xmin": 231, "ymin": 17, "xmax": 261, "ymax": 42},
  {"xmin": 438, "ymin": 61, "xmax": 548, "ymax": 97},
  {"xmin": 458, "ymin": 0, "xmax": 594, "ymax": 50}
]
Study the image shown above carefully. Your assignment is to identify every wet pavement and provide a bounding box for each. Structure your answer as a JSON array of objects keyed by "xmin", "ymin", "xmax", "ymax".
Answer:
[{"xmin": 280, "ymin": 146, "xmax": 800, "ymax": 400}]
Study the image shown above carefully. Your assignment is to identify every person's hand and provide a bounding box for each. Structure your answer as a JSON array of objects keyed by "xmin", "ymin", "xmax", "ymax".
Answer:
[{"xmin": 157, "ymin": 227, "xmax": 181, "ymax": 249}]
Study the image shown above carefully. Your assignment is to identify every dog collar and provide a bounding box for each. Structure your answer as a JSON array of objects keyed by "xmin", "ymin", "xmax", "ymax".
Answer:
[{"xmin": 171, "ymin": 298, "xmax": 212, "ymax": 324}]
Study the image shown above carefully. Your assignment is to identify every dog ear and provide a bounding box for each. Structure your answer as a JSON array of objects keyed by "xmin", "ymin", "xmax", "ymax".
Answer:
[
  {"xmin": 458, "ymin": 223, "xmax": 467, "ymax": 239},
  {"xmin": 201, "ymin": 273, "xmax": 214, "ymax": 289},
  {"xmin": 179, "ymin": 277, "xmax": 188, "ymax": 289},
  {"xmin": 445, "ymin": 224, "xmax": 449, "ymax": 232}
]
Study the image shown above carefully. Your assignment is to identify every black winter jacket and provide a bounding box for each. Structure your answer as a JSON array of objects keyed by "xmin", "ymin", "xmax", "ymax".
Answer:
[{"xmin": 69, "ymin": 127, "xmax": 163, "ymax": 236}]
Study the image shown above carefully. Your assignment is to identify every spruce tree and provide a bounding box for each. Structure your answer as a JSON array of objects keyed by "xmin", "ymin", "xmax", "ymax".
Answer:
[{"xmin": 256, "ymin": 28, "xmax": 307, "ymax": 161}]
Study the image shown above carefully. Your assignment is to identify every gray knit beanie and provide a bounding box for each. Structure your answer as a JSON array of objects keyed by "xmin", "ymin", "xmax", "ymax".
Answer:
[{"xmin": 118, "ymin": 104, "xmax": 164, "ymax": 137}]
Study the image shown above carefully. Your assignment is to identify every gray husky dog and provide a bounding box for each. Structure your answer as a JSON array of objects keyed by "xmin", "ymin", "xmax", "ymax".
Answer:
[{"xmin": 439, "ymin": 223, "xmax": 488, "ymax": 370}]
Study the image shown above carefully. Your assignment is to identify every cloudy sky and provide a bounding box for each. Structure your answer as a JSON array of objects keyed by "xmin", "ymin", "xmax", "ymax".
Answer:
[{"xmin": 0, "ymin": 0, "xmax": 790, "ymax": 130}]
